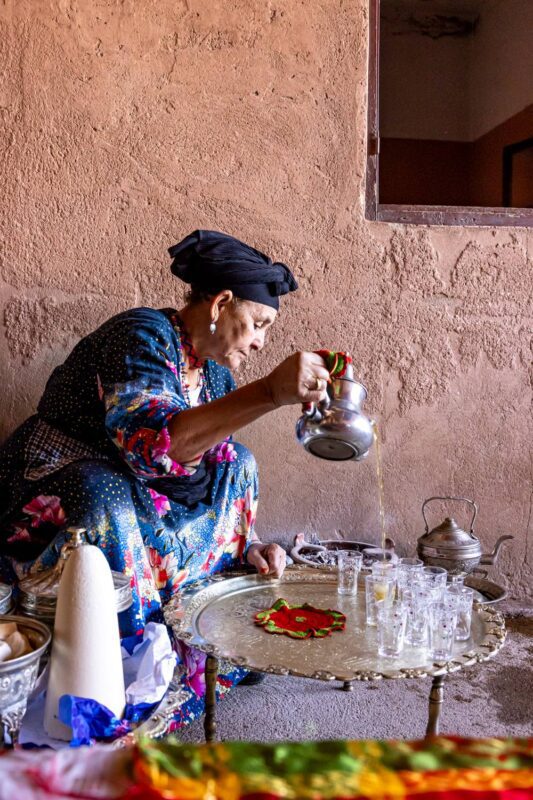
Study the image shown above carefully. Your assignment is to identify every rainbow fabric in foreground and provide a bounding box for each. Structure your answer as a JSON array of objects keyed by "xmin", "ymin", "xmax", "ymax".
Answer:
[
  {"xmin": 134, "ymin": 736, "xmax": 533, "ymax": 799},
  {"xmin": 0, "ymin": 736, "xmax": 531, "ymax": 798}
]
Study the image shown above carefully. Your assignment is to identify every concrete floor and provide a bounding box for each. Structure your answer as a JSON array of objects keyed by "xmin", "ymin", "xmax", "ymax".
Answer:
[{"xmin": 178, "ymin": 608, "xmax": 533, "ymax": 743}]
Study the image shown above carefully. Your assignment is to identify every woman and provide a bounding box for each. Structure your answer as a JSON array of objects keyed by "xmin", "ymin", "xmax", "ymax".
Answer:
[{"xmin": 0, "ymin": 229, "xmax": 330, "ymax": 725}]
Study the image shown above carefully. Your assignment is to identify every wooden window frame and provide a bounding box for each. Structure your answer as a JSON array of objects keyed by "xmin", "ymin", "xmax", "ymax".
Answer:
[
  {"xmin": 502, "ymin": 137, "xmax": 533, "ymax": 208},
  {"xmin": 365, "ymin": 0, "xmax": 533, "ymax": 228}
]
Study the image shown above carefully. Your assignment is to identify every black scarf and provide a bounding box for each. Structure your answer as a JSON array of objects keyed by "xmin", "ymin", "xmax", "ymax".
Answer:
[{"xmin": 168, "ymin": 229, "xmax": 298, "ymax": 310}]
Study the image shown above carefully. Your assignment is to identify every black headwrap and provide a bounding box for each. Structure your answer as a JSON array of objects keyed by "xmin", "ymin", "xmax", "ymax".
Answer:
[{"xmin": 168, "ymin": 230, "xmax": 298, "ymax": 310}]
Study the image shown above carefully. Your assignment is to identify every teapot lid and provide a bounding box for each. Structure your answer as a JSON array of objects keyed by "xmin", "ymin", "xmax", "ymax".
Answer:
[{"xmin": 422, "ymin": 517, "xmax": 479, "ymax": 548}]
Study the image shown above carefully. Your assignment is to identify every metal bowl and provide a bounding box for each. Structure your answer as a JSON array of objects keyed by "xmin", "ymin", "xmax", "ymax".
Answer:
[
  {"xmin": 0, "ymin": 584, "xmax": 13, "ymax": 614},
  {"xmin": 0, "ymin": 614, "xmax": 51, "ymax": 745},
  {"xmin": 291, "ymin": 537, "xmax": 396, "ymax": 569},
  {"xmin": 18, "ymin": 569, "xmax": 133, "ymax": 624},
  {"xmin": 112, "ymin": 571, "xmax": 134, "ymax": 614}
]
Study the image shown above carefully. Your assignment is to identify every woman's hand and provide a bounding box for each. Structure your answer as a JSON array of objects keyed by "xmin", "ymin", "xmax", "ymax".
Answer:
[
  {"xmin": 246, "ymin": 541, "xmax": 287, "ymax": 578},
  {"xmin": 264, "ymin": 352, "xmax": 331, "ymax": 407},
  {"xmin": 168, "ymin": 353, "xmax": 330, "ymax": 463}
]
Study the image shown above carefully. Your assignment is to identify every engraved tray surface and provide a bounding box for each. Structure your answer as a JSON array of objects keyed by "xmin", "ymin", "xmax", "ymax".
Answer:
[{"xmin": 165, "ymin": 567, "xmax": 506, "ymax": 683}]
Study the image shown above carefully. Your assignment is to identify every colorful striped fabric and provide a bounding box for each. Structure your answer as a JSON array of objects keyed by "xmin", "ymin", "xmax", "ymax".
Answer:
[
  {"xmin": 133, "ymin": 737, "xmax": 533, "ymax": 799},
  {"xmin": 0, "ymin": 737, "xmax": 531, "ymax": 799}
]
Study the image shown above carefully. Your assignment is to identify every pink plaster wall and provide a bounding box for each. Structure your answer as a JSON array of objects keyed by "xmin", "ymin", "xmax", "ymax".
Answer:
[{"xmin": 0, "ymin": 1, "xmax": 531, "ymax": 599}]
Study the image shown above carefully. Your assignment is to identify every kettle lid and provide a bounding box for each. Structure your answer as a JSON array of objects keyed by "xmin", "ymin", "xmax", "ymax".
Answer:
[{"xmin": 424, "ymin": 516, "xmax": 478, "ymax": 545}]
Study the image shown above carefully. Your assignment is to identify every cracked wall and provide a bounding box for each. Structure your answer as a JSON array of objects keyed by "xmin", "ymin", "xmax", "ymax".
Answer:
[{"xmin": 1, "ymin": 0, "xmax": 531, "ymax": 598}]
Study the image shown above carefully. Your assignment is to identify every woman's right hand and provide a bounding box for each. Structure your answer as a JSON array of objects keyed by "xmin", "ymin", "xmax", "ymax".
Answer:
[{"xmin": 264, "ymin": 352, "xmax": 331, "ymax": 407}]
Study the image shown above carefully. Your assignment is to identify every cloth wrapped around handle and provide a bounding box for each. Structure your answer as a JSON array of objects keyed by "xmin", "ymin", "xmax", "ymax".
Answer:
[
  {"xmin": 302, "ymin": 350, "xmax": 352, "ymax": 412},
  {"xmin": 315, "ymin": 349, "xmax": 352, "ymax": 378}
]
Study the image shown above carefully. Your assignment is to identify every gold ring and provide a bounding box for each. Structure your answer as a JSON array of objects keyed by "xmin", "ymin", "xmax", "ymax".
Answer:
[{"xmin": 314, "ymin": 377, "xmax": 323, "ymax": 391}]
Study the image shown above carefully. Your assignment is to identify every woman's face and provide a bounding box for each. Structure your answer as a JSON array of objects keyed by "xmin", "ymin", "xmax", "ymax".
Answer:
[{"xmin": 210, "ymin": 298, "xmax": 277, "ymax": 370}]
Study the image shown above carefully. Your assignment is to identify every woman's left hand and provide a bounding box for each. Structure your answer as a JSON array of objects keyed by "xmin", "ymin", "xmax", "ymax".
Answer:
[{"xmin": 246, "ymin": 542, "xmax": 286, "ymax": 578}]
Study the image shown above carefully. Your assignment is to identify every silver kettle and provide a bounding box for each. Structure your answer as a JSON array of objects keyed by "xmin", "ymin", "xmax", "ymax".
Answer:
[
  {"xmin": 295, "ymin": 362, "xmax": 374, "ymax": 461},
  {"xmin": 417, "ymin": 496, "xmax": 514, "ymax": 576}
]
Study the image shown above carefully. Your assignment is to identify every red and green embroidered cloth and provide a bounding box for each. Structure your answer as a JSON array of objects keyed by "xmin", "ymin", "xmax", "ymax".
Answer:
[{"xmin": 254, "ymin": 597, "xmax": 346, "ymax": 639}]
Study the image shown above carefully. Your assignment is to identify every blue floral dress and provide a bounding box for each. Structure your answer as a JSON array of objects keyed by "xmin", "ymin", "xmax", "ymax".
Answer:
[{"xmin": 0, "ymin": 307, "xmax": 258, "ymax": 726}]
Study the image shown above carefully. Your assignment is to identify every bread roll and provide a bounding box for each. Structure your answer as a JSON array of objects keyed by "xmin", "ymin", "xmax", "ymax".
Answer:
[
  {"xmin": 0, "ymin": 640, "xmax": 12, "ymax": 662},
  {"xmin": 5, "ymin": 630, "xmax": 32, "ymax": 659},
  {"xmin": 0, "ymin": 621, "xmax": 17, "ymax": 639}
]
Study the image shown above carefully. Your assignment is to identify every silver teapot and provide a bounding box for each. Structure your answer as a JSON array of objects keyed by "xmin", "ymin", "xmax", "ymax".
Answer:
[
  {"xmin": 295, "ymin": 362, "xmax": 374, "ymax": 461},
  {"xmin": 417, "ymin": 496, "xmax": 513, "ymax": 576}
]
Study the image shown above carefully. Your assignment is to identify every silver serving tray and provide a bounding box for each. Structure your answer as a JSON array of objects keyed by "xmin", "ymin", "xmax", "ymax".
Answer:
[{"xmin": 164, "ymin": 567, "xmax": 506, "ymax": 683}]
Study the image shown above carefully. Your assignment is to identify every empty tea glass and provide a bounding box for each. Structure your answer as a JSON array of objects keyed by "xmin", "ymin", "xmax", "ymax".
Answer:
[
  {"xmin": 402, "ymin": 588, "xmax": 430, "ymax": 648},
  {"xmin": 428, "ymin": 601, "xmax": 457, "ymax": 660},
  {"xmin": 376, "ymin": 599, "xmax": 408, "ymax": 657},
  {"xmin": 422, "ymin": 566, "xmax": 448, "ymax": 601},
  {"xmin": 336, "ymin": 550, "xmax": 363, "ymax": 595},
  {"xmin": 397, "ymin": 558, "xmax": 424, "ymax": 593},
  {"xmin": 449, "ymin": 574, "xmax": 466, "ymax": 586},
  {"xmin": 446, "ymin": 585, "xmax": 474, "ymax": 641},
  {"xmin": 365, "ymin": 574, "xmax": 395, "ymax": 626}
]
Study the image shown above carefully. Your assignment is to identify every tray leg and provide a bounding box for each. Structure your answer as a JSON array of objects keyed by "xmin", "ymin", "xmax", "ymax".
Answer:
[
  {"xmin": 341, "ymin": 681, "xmax": 354, "ymax": 692},
  {"xmin": 204, "ymin": 654, "xmax": 219, "ymax": 743},
  {"xmin": 426, "ymin": 674, "xmax": 445, "ymax": 737}
]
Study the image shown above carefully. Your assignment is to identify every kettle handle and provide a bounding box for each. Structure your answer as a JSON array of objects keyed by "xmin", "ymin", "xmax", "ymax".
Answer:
[
  {"xmin": 301, "ymin": 398, "xmax": 328, "ymax": 421},
  {"xmin": 422, "ymin": 496, "xmax": 478, "ymax": 534}
]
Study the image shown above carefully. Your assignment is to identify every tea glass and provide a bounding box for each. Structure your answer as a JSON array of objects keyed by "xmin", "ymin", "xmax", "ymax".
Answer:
[
  {"xmin": 397, "ymin": 558, "xmax": 424, "ymax": 591},
  {"xmin": 362, "ymin": 548, "xmax": 395, "ymax": 570},
  {"xmin": 371, "ymin": 560, "xmax": 398, "ymax": 583},
  {"xmin": 365, "ymin": 574, "xmax": 395, "ymax": 626},
  {"xmin": 449, "ymin": 574, "xmax": 466, "ymax": 586},
  {"xmin": 402, "ymin": 588, "xmax": 430, "ymax": 648},
  {"xmin": 428, "ymin": 601, "xmax": 457, "ymax": 660},
  {"xmin": 336, "ymin": 550, "xmax": 363, "ymax": 596},
  {"xmin": 446, "ymin": 585, "xmax": 474, "ymax": 641},
  {"xmin": 421, "ymin": 566, "xmax": 448, "ymax": 601},
  {"xmin": 376, "ymin": 599, "xmax": 408, "ymax": 657}
]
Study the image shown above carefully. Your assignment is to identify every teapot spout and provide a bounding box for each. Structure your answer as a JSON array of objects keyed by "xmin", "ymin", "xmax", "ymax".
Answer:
[{"xmin": 479, "ymin": 535, "xmax": 514, "ymax": 566}]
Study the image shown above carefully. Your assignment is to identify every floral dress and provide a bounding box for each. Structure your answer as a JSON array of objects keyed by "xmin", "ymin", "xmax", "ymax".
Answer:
[{"xmin": 0, "ymin": 307, "xmax": 258, "ymax": 727}]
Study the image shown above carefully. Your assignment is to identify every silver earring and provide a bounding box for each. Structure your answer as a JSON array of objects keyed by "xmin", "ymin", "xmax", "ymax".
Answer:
[{"xmin": 209, "ymin": 321, "xmax": 216, "ymax": 334}]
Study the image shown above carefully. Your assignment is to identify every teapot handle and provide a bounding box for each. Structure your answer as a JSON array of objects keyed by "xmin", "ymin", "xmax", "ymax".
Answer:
[{"xmin": 422, "ymin": 496, "xmax": 478, "ymax": 534}]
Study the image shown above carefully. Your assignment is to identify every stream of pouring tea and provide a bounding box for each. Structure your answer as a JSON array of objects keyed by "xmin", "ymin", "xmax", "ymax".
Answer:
[{"xmin": 371, "ymin": 421, "xmax": 387, "ymax": 557}]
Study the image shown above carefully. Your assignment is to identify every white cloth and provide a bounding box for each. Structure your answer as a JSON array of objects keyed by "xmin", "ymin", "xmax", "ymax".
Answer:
[
  {"xmin": 20, "ymin": 623, "xmax": 176, "ymax": 748},
  {"xmin": 122, "ymin": 622, "xmax": 176, "ymax": 706}
]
